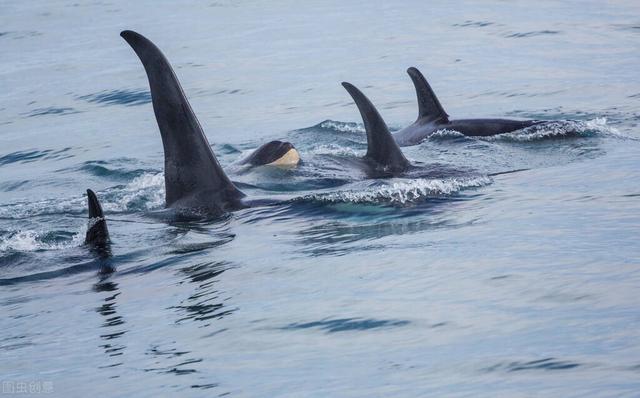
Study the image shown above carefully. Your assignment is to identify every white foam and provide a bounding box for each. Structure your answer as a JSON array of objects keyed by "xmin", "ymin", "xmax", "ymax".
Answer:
[
  {"xmin": 0, "ymin": 231, "xmax": 39, "ymax": 252},
  {"xmin": 104, "ymin": 172, "xmax": 165, "ymax": 212},
  {"xmin": 308, "ymin": 144, "xmax": 363, "ymax": 157},
  {"xmin": 428, "ymin": 129, "xmax": 467, "ymax": 140},
  {"xmin": 483, "ymin": 118, "xmax": 620, "ymax": 142},
  {"xmin": 301, "ymin": 176, "xmax": 492, "ymax": 204},
  {"xmin": 0, "ymin": 172, "xmax": 165, "ymax": 219},
  {"xmin": 319, "ymin": 120, "xmax": 365, "ymax": 133},
  {"xmin": 0, "ymin": 229, "xmax": 84, "ymax": 253},
  {"xmin": 0, "ymin": 196, "xmax": 84, "ymax": 219}
]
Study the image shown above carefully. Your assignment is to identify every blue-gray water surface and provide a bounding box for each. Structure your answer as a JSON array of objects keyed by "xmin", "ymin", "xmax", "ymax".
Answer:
[{"xmin": 1, "ymin": 1, "xmax": 640, "ymax": 396}]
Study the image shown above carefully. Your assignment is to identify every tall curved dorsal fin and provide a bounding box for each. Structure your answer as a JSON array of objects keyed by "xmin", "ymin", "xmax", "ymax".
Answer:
[
  {"xmin": 341, "ymin": 82, "xmax": 410, "ymax": 173},
  {"xmin": 85, "ymin": 189, "xmax": 110, "ymax": 248},
  {"xmin": 406, "ymin": 67, "xmax": 449, "ymax": 123},
  {"xmin": 120, "ymin": 30, "xmax": 244, "ymax": 214}
]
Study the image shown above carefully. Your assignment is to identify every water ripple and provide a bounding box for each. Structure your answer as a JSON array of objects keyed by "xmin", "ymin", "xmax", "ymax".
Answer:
[
  {"xmin": 24, "ymin": 107, "xmax": 79, "ymax": 117},
  {"xmin": 75, "ymin": 160, "xmax": 152, "ymax": 180},
  {"xmin": 452, "ymin": 20, "xmax": 495, "ymax": 28},
  {"xmin": 0, "ymin": 180, "xmax": 30, "ymax": 192},
  {"xmin": 504, "ymin": 30, "xmax": 560, "ymax": 38},
  {"xmin": 78, "ymin": 89, "xmax": 151, "ymax": 106},
  {"xmin": 282, "ymin": 317, "xmax": 410, "ymax": 333},
  {"xmin": 171, "ymin": 261, "xmax": 236, "ymax": 324},
  {"xmin": 484, "ymin": 358, "xmax": 582, "ymax": 372},
  {"xmin": 0, "ymin": 148, "xmax": 73, "ymax": 166},
  {"xmin": 0, "ymin": 30, "xmax": 42, "ymax": 39}
]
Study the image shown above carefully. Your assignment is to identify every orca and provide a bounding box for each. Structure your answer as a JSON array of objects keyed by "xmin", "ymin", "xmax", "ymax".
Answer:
[
  {"xmin": 120, "ymin": 31, "xmax": 477, "ymax": 214},
  {"xmin": 342, "ymin": 82, "xmax": 532, "ymax": 182},
  {"xmin": 341, "ymin": 81, "xmax": 500, "ymax": 181},
  {"xmin": 121, "ymin": 30, "xmax": 297, "ymax": 217},
  {"xmin": 341, "ymin": 82, "xmax": 411, "ymax": 176},
  {"xmin": 393, "ymin": 67, "xmax": 543, "ymax": 146},
  {"xmin": 239, "ymin": 140, "xmax": 300, "ymax": 167},
  {"xmin": 85, "ymin": 189, "xmax": 111, "ymax": 254}
]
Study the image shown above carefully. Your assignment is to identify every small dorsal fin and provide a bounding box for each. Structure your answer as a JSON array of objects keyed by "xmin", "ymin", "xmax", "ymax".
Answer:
[
  {"xmin": 85, "ymin": 189, "xmax": 110, "ymax": 248},
  {"xmin": 406, "ymin": 67, "xmax": 449, "ymax": 123},
  {"xmin": 120, "ymin": 30, "xmax": 244, "ymax": 214},
  {"xmin": 341, "ymin": 82, "xmax": 410, "ymax": 173}
]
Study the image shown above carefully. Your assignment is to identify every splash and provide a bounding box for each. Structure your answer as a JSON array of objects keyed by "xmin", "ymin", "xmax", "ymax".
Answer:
[
  {"xmin": 0, "ymin": 172, "xmax": 165, "ymax": 219},
  {"xmin": 0, "ymin": 229, "xmax": 84, "ymax": 253},
  {"xmin": 483, "ymin": 118, "xmax": 619, "ymax": 142},
  {"xmin": 103, "ymin": 172, "xmax": 165, "ymax": 212},
  {"xmin": 417, "ymin": 118, "xmax": 622, "ymax": 143},
  {"xmin": 425, "ymin": 129, "xmax": 467, "ymax": 141},
  {"xmin": 0, "ymin": 196, "xmax": 84, "ymax": 219},
  {"xmin": 319, "ymin": 120, "xmax": 364, "ymax": 133},
  {"xmin": 308, "ymin": 144, "xmax": 363, "ymax": 157},
  {"xmin": 305, "ymin": 120, "xmax": 365, "ymax": 134},
  {"xmin": 298, "ymin": 176, "xmax": 491, "ymax": 205}
]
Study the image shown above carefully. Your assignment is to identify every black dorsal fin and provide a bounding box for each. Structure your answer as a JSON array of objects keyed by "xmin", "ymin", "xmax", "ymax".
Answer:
[
  {"xmin": 120, "ymin": 30, "xmax": 244, "ymax": 214},
  {"xmin": 406, "ymin": 67, "xmax": 449, "ymax": 123},
  {"xmin": 85, "ymin": 189, "xmax": 110, "ymax": 248},
  {"xmin": 341, "ymin": 82, "xmax": 410, "ymax": 173}
]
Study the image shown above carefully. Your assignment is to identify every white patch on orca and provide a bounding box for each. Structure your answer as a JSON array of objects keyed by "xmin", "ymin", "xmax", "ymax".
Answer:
[{"xmin": 267, "ymin": 148, "xmax": 300, "ymax": 166}]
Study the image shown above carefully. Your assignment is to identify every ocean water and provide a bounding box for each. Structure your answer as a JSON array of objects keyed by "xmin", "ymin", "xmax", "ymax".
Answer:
[{"xmin": 1, "ymin": 0, "xmax": 640, "ymax": 396}]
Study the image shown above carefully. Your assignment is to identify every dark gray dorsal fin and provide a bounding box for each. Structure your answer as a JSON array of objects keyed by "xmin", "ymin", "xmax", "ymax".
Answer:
[
  {"xmin": 407, "ymin": 67, "xmax": 449, "ymax": 123},
  {"xmin": 120, "ymin": 30, "xmax": 244, "ymax": 214},
  {"xmin": 341, "ymin": 82, "xmax": 410, "ymax": 173},
  {"xmin": 85, "ymin": 189, "xmax": 110, "ymax": 247}
]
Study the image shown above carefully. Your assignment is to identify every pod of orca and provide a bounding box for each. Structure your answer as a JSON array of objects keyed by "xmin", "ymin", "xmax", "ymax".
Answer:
[{"xmin": 83, "ymin": 30, "xmax": 558, "ymax": 256}]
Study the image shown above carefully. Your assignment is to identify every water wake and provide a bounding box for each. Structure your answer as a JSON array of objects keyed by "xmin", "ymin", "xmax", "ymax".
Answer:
[
  {"xmin": 296, "ymin": 176, "xmax": 491, "ymax": 205},
  {"xmin": 482, "ymin": 118, "xmax": 619, "ymax": 142},
  {"xmin": 0, "ymin": 172, "xmax": 165, "ymax": 219},
  {"xmin": 0, "ymin": 229, "xmax": 84, "ymax": 253}
]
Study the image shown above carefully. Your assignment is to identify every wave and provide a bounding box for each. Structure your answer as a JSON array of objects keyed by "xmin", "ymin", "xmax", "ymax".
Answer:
[
  {"xmin": 424, "ymin": 129, "xmax": 468, "ymax": 141},
  {"xmin": 0, "ymin": 148, "xmax": 74, "ymax": 167},
  {"xmin": 317, "ymin": 120, "xmax": 365, "ymax": 134},
  {"xmin": 96, "ymin": 173, "xmax": 165, "ymax": 213},
  {"xmin": 79, "ymin": 162, "xmax": 151, "ymax": 180},
  {"xmin": 420, "ymin": 118, "xmax": 620, "ymax": 143},
  {"xmin": 303, "ymin": 118, "xmax": 621, "ymax": 145},
  {"xmin": 0, "ymin": 229, "xmax": 84, "ymax": 253},
  {"xmin": 298, "ymin": 120, "xmax": 365, "ymax": 135},
  {"xmin": 482, "ymin": 118, "xmax": 619, "ymax": 142},
  {"xmin": 296, "ymin": 176, "xmax": 491, "ymax": 205},
  {"xmin": 307, "ymin": 143, "xmax": 363, "ymax": 157},
  {"xmin": 0, "ymin": 172, "xmax": 165, "ymax": 219}
]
